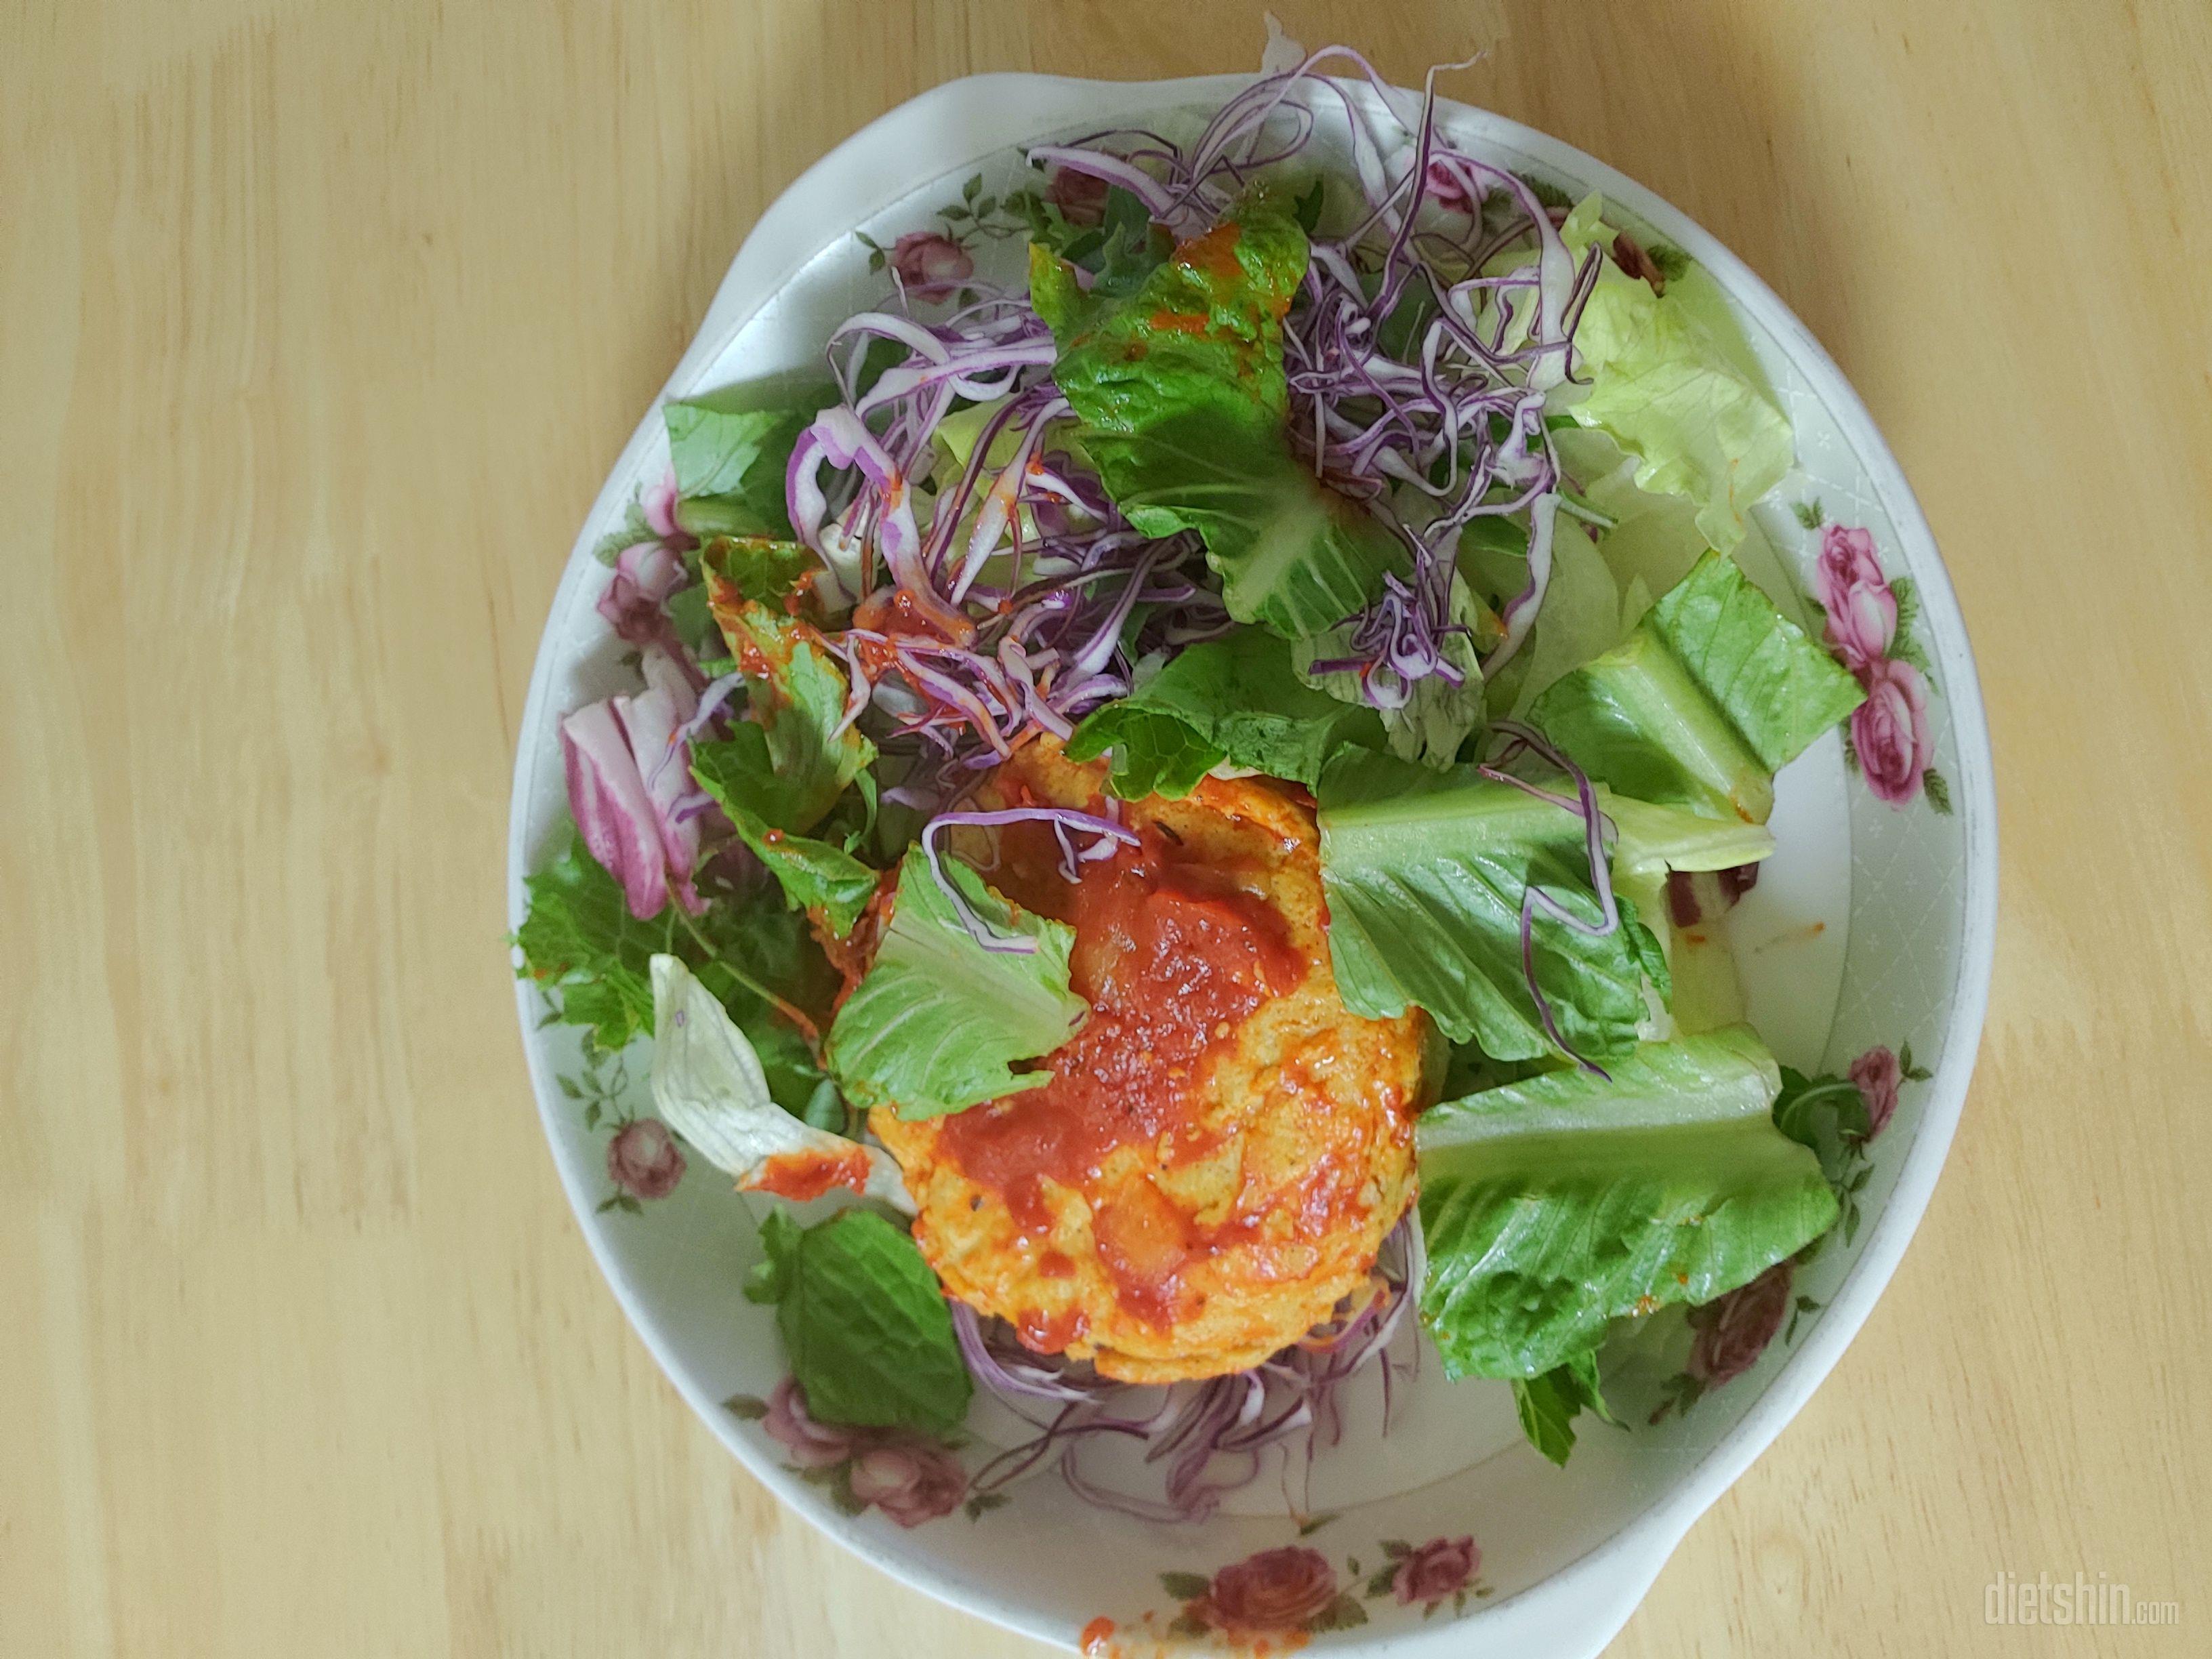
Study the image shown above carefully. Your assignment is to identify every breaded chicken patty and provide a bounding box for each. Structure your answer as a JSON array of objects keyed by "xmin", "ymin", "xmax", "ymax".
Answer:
[{"xmin": 869, "ymin": 742, "xmax": 1431, "ymax": 1382}]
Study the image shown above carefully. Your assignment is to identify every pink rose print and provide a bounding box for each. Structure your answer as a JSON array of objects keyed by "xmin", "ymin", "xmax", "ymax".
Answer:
[
  {"xmin": 1815, "ymin": 524, "xmax": 1898, "ymax": 672},
  {"xmin": 1046, "ymin": 166, "xmax": 1111, "ymax": 227},
  {"xmin": 605, "ymin": 1117, "xmax": 686, "ymax": 1200},
  {"xmin": 596, "ymin": 539, "xmax": 687, "ymax": 650},
  {"xmin": 888, "ymin": 232, "xmax": 975, "ymax": 291},
  {"xmin": 1423, "ymin": 156, "xmax": 1481, "ymax": 216},
  {"xmin": 1851, "ymin": 655, "xmax": 1934, "ymax": 806},
  {"xmin": 1850, "ymin": 1045, "xmax": 1903, "ymax": 1140},
  {"xmin": 759, "ymin": 1376, "xmax": 865, "ymax": 1469},
  {"xmin": 1687, "ymin": 1261, "xmax": 1794, "ymax": 1387},
  {"xmin": 847, "ymin": 1440, "xmax": 969, "ymax": 1528},
  {"xmin": 641, "ymin": 467, "xmax": 693, "ymax": 550},
  {"xmin": 1392, "ymin": 1536, "xmax": 1479, "ymax": 1607},
  {"xmin": 1191, "ymin": 1547, "xmax": 1340, "ymax": 1634}
]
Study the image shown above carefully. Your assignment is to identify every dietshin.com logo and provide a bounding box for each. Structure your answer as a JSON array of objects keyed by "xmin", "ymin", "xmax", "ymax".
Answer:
[{"xmin": 1986, "ymin": 1572, "xmax": 2179, "ymax": 1627}]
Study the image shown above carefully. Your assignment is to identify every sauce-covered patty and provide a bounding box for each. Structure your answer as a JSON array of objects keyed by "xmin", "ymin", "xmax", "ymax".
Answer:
[{"xmin": 869, "ymin": 742, "xmax": 1431, "ymax": 1382}]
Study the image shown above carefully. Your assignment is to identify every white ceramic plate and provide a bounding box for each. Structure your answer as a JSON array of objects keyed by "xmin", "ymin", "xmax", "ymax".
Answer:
[{"xmin": 508, "ymin": 70, "xmax": 1996, "ymax": 1657}]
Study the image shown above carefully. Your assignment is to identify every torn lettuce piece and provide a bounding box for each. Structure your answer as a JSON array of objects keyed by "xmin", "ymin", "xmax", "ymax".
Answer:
[
  {"xmin": 663, "ymin": 384, "xmax": 825, "ymax": 541},
  {"xmin": 825, "ymin": 847, "xmax": 1088, "ymax": 1120},
  {"xmin": 1067, "ymin": 628, "xmax": 1387, "ymax": 797},
  {"xmin": 649, "ymin": 956, "xmax": 909, "ymax": 1209},
  {"xmin": 1038, "ymin": 197, "xmax": 1405, "ymax": 638},
  {"xmin": 1316, "ymin": 748, "xmax": 1664, "ymax": 1065},
  {"xmin": 1550, "ymin": 195, "xmax": 1794, "ymax": 556},
  {"xmin": 1511, "ymin": 1348, "xmax": 1617, "ymax": 1467},
  {"xmin": 705, "ymin": 565, "xmax": 874, "ymax": 834},
  {"xmin": 1530, "ymin": 550, "xmax": 1864, "ymax": 822},
  {"xmin": 1295, "ymin": 574, "xmax": 1492, "ymax": 768},
  {"xmin": 689, "ymin": 730, "xmax": 880, "ymax": 937},
  {"xmin": 1417, "ymin": 1026, "xmax": 1838, "ymax": 1380},
  {"xmin": 743, "ymin": 1208, "xmax": 971, "ymax": 1433}
]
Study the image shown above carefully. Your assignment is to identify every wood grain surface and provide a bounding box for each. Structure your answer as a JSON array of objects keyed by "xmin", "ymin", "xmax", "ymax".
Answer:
[{"xmin": 6, "ymin": 1, "xmax": 2209, "ymax": 1654}]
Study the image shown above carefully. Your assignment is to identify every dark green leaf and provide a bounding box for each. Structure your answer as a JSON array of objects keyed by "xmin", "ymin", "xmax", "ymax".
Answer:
[
  {"xmin": 746, "ymin": 1208, "xmax": 973, "ymax": 1433},
  {"xmin": 1511, "ymin": 1348, "xmax": 1613, "ymax": 1466},
  {"xmin": 1067, "ymin": 629, "xmax": 1386, "ymax": 796},
  {"xmin": 1160, "ymin": 1572, "xmax": 1212, "ymax": 1601}
]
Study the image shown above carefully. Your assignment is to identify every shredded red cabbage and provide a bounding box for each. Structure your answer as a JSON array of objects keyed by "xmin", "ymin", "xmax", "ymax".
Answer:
[{"xmin": 956, "ymin": 1217, "xmax": 1423, "ymax": 1521}]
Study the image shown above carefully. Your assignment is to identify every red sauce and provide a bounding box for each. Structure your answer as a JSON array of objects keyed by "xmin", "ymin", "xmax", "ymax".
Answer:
[
  {"xmin": 934, "ymin": 826, "xmax": 1306, "ymax": 1325},
  {"xmin": 1145, "ymin": 308, "xmax": 1211, "ymax": 335},
  {"xmin": 1016, "ymin": 1303, "xmax": 1088, "ymax": 1355},
  {"xmin": 743, "ymin": 1147, "xmax": 873, "ymax": 1202},
  {"xmin": 1079, "ymin": 1616, "xmax": 1117, "ymax": 1656},
  {"xmin": 1174, "ymin": 221, "xmax": 1245, "ymax": 281}
]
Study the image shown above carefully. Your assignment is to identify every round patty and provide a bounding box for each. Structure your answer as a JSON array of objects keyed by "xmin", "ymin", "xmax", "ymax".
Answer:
[{"xmin": 869, "ymin": 741, "xmax": 1431, "ymax": 1382}]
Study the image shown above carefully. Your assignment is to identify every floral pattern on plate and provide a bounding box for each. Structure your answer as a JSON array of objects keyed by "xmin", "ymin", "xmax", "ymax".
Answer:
[{"xmin": 1796, "ymin": 501, "xmax": 1952, "ymax": 814}]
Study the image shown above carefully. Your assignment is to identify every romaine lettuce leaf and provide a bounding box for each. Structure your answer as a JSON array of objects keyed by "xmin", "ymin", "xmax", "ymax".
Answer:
[
  {"xmin": 1530, "ymin": 550, "xmax": 1863, "ymax": 822},
  {"xmin": 1417, "ymin": 1025, "xmax": 1838, "ymax": 1379},
  {"xmin": 1040, "ymin": 197, "xmax": 1405, "ymax": 638},
  {"xmin": 743, "ymin": 1208, "xmax": 972, "ymax": 1433},
  {"xmin": 1315, "ymin": 748, "xmax": 1664, "ymax": 1064},
  {"xmin": 825, "ymin": 847, "xmax": 1088, "ymax": 1119},
  {"xmin": 1552, "ymin": 196, "xmax": 1793, "ymax": 556},
  {"xmin": 1066, "ymin": 628, "xmax": 1386, "ymax": 796}
]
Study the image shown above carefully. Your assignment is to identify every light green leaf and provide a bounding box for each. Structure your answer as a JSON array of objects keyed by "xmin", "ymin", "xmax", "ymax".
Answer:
[
  {"xmin": 1417, "ymin": 1026, "xmax": 1838, "ymax": 1379},
  {"xmin": 649, "ymin": 956, "xmax": 908, "ymax": 1207},
  {"xmin": 1296, "ymin": 575, "xmax": 1490, "ymax": 768},
  {"xmin": 706, "ymin": 580, "xmax": 874, "ymax": 834},
  {"xmin": 825, "ymin": 848, "xmax": 1088, "ymax": 1119},
  {"xmin": 1315, "ymin": 748, "xmax": 1662, "ymax": 1064},
  {"xmin": 1530, "ymin": 551, "xmax": 1864, "ymax": 822},
  {"xmin": 663, "ymin": 384, "xmax": 823, "ymax": 539},
  {"xmin": 1551, "ymin": 195, "xmax": 1793, "ymax": 555}
]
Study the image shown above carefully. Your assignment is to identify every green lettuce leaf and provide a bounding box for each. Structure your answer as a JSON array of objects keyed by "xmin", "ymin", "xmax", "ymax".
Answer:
[
  {"xmin": 1553, "ymin": 196, "xmax": 1793, "ymax": 556},
  {"xmin": 516, "ymin": 834, "xmax": 836, "ymax": 1115},
  {"xmin": 1066, "ymin": 628, "xmax": 1386, "ymax": 796},
  {"xmin": 825, "ymin": 847, "xmax": 1088, "ymax": 1119},
  {"xmin": 1315, "ymin": 748, "xmax": 1663, "ymax": 1064},
  {"xmin": 1040, "ymin": 197, "xmax": 1404, "ymax": 638},
  {"xmin": 743, "ymin": 1208, "xmax": 972, "ymax": 1433},
  {"xmin": 689, "ymin": 731, "xmax": 879, "ymax": 937},
  {"xmin": 1530, "ymin": 550, "xmax": 1863, "ymax": 822},
  {"xmin": 1296, "ymin": 575, "xmax": 1492, "ymax": 767},
  {"xmin": 1417, "ymin": 1025, "xmax": 1837, "ymax": 1380},
  {"xmin": 707, "ymin": 572, "xmax": 874, "ymax": 834},
  {"xmin": 663, "ymin": 384, "xmax": 821, "ymax": 539},
  {"xmin": 1511, "ymin": 1348, "xmax": 1616, "ymax": 1467}
]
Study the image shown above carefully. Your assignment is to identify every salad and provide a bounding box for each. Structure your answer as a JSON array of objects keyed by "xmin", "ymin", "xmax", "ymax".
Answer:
[{"xmin": 517, "ymin": 41, "xmax": 1882, "ymax": 1515}]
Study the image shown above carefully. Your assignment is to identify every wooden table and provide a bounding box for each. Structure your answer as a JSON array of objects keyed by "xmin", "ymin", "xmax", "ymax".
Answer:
[{"xmin": 7, "ymin": 2, "xmax": 2208, "ymax": 1653}]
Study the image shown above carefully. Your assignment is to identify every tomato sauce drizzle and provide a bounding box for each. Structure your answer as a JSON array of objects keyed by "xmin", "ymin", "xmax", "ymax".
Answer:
[{"xmin": 934, "ymin": 823, "xmax": 1307, "ymax": 1334}]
